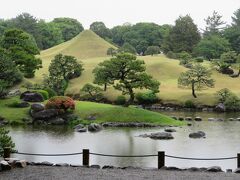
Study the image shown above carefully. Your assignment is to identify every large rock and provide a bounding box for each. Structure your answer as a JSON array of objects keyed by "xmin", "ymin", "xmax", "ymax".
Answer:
[
  {"xmin": 15, "ymin": 160, "xmax": 27, "ymax": 168},
  {"xmin": 206, "ymin": 166, "xmax": 223, "ymax": 172},
  {"xmin": 31, "ymin": 103, "xmax": 45, "ymax": 112},
  {"xmin": 189, "ymin": 131, "xmax": 206, "ymax": 138},
  {"xmin": 215, "ymin": 103, "xmax": 226, "ymax": 112},
  {"xmin": 185, "ymin": 117, "xmax": 192, "ymax": 121},
  {"xmin": 32, "ymin": 109, "xmax": 58, "ymax": 120},
  {"xmin": 194, "ymin": 117, "xmax": 202, "ymax": 121},
  {"xmin": 0, "ymin": 160, "xmax": 11, "ymax": 170},
  {"xmin": 88, "ymin": 123, "xmax": 102, "ymax": 132},
  {"xmin": 140, "ymin": 132, "xmax": 174, "ymax": 140},
  {"xmin": 48, "ymin": 118, "xmax": 66, "ymax": 125},
  {"xmin": 234, "ymin": 168, "xmax": 240, "ymax": 173},
  {"xmin": 20, "ymin": 91, "xmax": 44, "ymax": 102},
  {"xmin": 75, "ymin": 124, "xmax": 87, "ymax": 132}
]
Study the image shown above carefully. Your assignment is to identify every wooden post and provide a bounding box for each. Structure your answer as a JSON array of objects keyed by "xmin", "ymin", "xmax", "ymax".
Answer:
[
  {"xmin": 237, "ymin": 153, "xmax": 240, "ymax": 168},
  {"xmin": 82, "ymin": 149, "xmax": 89, "ymax": 166},
  {"xmin": 158, "ymin": 151, "xmax": 165, "ymax": 169},
  {"xmin": 3, "ymin": 147, "xmax": 11, "ymax": 159}
]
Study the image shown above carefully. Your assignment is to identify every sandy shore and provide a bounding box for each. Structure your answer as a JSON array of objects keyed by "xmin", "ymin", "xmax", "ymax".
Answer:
[{"xmin": 1, "ymin": 166, "xmax": 240, "ymax": 180}]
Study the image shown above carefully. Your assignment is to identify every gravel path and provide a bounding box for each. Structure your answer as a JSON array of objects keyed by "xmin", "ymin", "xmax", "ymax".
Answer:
[{"xmin": 1, "ymin": 166, "xmax": 240, "ymax": 180}]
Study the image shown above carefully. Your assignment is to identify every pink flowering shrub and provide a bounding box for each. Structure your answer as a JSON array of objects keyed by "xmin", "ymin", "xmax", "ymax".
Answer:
[{"xmin": 45, "ymin": 96, "xmax": 75, "ymax": 112}]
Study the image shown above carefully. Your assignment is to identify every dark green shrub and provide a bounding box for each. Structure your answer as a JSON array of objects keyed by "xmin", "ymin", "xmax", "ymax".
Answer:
[
  {"xmin": 136, "ymin": 91, "xmax": 158, "ymax": 105},
  {"xmin": 184, "ymin": 100, "xmax": 196, "ymax": 108},
  {"xmin": 224, "ymin": 95, "xmax": 240, "ymax": 111},
  {"xmin": 44, "ymin": 87, "xmax": 57, "ymax": 98},
  {"xmin": 166, "ymin": 51, "xmax": 177, "ymax": 59},
  {"xmin": 80, "ymin": 83, "xmax": 104, "ymax": 102},
  {"xmin": 193, "ymin": 57, "xmax": 204, "ymax": 63},
  {"xmin": 216, "ymin": 88, "xmax": 233, "ymax": 103},
  {"xmin": 176, "ymin": 51, "xmax": 192, "ymax": 60},
  {"xmin": 0, "ymin": 128, "xmax": 15, "ymax": 156},
  {"xmin": 115, "ymin": 95, "xmax": 126, "ymax": 105},
  {"xmin": 33, "ymin": 90, "xmax": 49, "ymax": 100}
]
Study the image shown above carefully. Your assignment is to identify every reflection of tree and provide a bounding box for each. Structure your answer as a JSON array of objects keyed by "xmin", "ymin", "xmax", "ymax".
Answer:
[{"xmin": 10, "ymin": 125, "xmax": 74, "ymax": 139}]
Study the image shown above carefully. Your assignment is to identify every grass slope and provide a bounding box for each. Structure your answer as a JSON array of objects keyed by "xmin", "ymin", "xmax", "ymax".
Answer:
[
  {"xmin": 25, "ymin": 30, "xmax": 240, "ymax": 106},
  {"xmin": 0, "ymin": 98, "xmax": 183, "ymax": 126}
]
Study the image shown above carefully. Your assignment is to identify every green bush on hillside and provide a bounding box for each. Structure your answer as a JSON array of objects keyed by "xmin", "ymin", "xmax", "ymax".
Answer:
[
  {"xmin": 44, "ymin": 87, "xmax": 57, "ymax": 98},
  {"xmin": 136, "ymin": 91, "xmax": 159, "ymax": 106},
  {"xmin": 115, "ymin": 95, "xmax": 126, "ymax": 105},
  {"xmin": 166, "ymin": 51, "xmax": 177, "ymax": 59},
  {"xmin": 184, "ymin": 100, "xmax": 196, "ymax": 108}
]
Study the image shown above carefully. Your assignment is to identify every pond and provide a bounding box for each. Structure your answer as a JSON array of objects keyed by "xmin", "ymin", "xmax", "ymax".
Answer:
[{"xmin": 8, "ymin": 111, "xmax": 240, "ymax": 171}]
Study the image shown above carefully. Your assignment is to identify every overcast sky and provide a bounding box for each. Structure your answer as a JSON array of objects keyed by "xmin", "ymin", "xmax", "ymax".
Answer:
[{"xmin": 1, "ymin": 0, "xmax": 239, "ymax": 29}]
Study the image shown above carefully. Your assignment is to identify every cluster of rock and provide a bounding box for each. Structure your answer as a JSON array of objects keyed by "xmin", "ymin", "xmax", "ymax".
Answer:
[
  {"xmin": 171, "ymin": 116, "xmax": 240, "ymax": 122},
  {"xmin": 144, "ymin": 103, "xmax": 238, "ymax": 113},
  {"xmin": 3, "ymin": 159, "xmax": 240, "ymax": 174},
  {"xmin": 140, "ymin": 128, "xmax": 206, "ymax": 140},
  {"xmin": 0, "ymin": 158, "xmax": 27, "ymax": 171},
  {"xmin": 75, "ymin": 123, "xmax": 102, "ymax": 133}
]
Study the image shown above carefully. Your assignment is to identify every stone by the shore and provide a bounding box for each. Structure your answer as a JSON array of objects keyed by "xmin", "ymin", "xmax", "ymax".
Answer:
[
  {"xmin": 32, "ymin": 109, "xmax": 58, "ymax": 120},
  {"xmin": 189, "ymin": 131, "xmax": 206, "ymax": 138},
  {"xmin": 194, "ymin": 117, "xmax": 202, "ymax": 121},
  {"xmin": 15, "ymin": 160, "xmax": 27, "ymax": 168},
  {"xmin": 0, "ymin": 160, "xmax": 11, "ymax": 170},
  {"xmin": 55, "ymin": 163, "xmax": 69, "ymax": 167},
  {"xmin": 88, "ymin": 123, "xmax": 102, "ymax": 132},
  {"xmin": 214, "ymin": 103, "xmax": 226, "ymax": 112},
  {"xmin": 164, "ymin": 128, "xmax": 176, "ymax": 133},
  {"xmin": 140, "ymin": 132, "xmax": 174, "ymax": 140},
  {"xmin": 185, "ymin": 117, "xmax": 192, "ymax": 121},
  {"xmin": 48, "ymin": 118, "xmax": 66, "ymax": 125},
  {"xmin": 234, "ymin": 168, "xmax": 240, "ymax": 173},
  {"xmin": 206, "ymin": 166, "xmax": 223, "ymax": 172},
  {"xmin": 31, "ymin": 103, "xmax": 45, "ymax": 112}
]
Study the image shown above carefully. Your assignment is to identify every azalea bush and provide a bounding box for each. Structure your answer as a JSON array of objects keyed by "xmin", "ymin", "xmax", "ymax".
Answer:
[{"xmin": 45, "ymin": 96, "xmax": 75, "ymax": 112}]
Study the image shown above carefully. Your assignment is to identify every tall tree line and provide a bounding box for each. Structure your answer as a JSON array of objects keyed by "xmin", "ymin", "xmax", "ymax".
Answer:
[{"xmin": 0, "ymin": 13, "xmax": 84, "ymax": 50}]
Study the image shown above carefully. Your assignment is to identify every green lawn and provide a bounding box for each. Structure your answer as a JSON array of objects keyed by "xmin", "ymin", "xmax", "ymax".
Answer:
[
  {"xmin": 0, "ymin": 98, "xmax": 184, "ymax": 126},
  {"xmin": 0, "ymin": 97, "xmax": 30, "ymax": 124},
  {"xmin": 21, "ymin": 30, "xmax": 240, "ymax": 106}
]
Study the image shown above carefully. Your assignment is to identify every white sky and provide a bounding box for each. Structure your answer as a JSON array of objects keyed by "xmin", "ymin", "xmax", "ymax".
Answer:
[{"xmin": 0, "ymin": 0, "xmax": 239, "ymax": 29}]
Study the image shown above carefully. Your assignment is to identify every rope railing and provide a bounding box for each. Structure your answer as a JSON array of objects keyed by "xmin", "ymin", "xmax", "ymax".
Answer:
[
  {"xmin": 13, "ymin": 151, "xmax": 237, "ymax": 160},
  {"xmin": 3, "ymin": 148, "xmax": 239, "ymax": 169},
  {"xmin": 165, "ymin": 155, "xmax": 237, "ymax": 161}
]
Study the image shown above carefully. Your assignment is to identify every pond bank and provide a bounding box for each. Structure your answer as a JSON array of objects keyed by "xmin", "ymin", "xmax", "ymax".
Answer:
[{"xmin": 1, "ymin": 166, "xmax": 240, "ymax": 180}]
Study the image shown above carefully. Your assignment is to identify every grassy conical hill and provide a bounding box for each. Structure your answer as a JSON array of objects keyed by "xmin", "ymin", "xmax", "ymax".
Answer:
[{"xmin": 40, "ymin": 30, "xmax": 116, "ymax": 60}]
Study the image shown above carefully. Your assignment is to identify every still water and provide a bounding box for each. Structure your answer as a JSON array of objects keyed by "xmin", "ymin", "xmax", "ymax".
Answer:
[{"xmin": 8, "ymin": 111, "xmax": 240, "ymax": 170}]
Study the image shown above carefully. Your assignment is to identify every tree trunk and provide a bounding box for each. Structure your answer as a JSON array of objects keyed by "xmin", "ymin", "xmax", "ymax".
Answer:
[
  {"xmin": 126, "ymin": 88, "xmax": 134, "ymax": 106},
  {"xmin": 192, "ymin": 82, "xmax": 197, "ymax": 98},
  {"xmin": 104, "ymin": 83, "xmax": 107, "ymax": 91}
]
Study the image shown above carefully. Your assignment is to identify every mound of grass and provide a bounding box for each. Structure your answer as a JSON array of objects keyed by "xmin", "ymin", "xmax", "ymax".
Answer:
[
  {"xmin": 74, "ymin": 101, "xmax": 184, "ymax": 126},
  {"xmin": 0, "ymin": 97, "xmax": 30, "ymax": 124}
]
